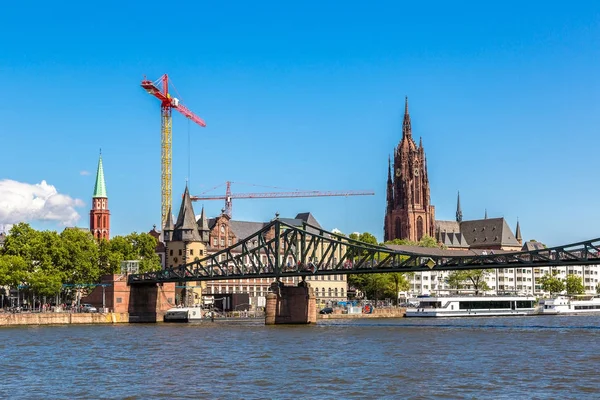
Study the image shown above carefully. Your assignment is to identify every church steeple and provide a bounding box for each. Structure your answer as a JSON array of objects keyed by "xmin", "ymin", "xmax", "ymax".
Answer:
[
  {"xmin": 402, "ymin": 96, "xmax": 412, "ymax": 138},
  {"xmin": 456, "ymin": 191, "xmax": 463, "ymax": 223},
  {"xmin": 515, "ymin": 219, "xmax": 522, "ymax": 245},
  {"xmin": 90, "ymin": 151, "xmax": 110, "ymax": 241},
  {"xmin": 93, "ymin": 151, "xmax": 107, "ymax": 198}
]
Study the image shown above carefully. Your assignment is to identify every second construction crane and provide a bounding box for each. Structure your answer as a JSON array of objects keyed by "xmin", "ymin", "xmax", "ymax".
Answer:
[
  {"xmin": 141, "ymin": 74, "xmax": 206, "ymax": 226},
  {"xmin": 191, "ymin": 181, "xmax": 374, "ymax": 218}
]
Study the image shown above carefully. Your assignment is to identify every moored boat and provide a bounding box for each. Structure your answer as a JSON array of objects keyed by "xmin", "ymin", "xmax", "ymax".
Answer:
[
  {"xmin": 539, "ymin": 295, "xmax": 600, "ymax": 315},
  {"xmin": 164, "ymin": 306, "xmax": 206, "ymax": 322},
  {"xmin": 405, "ymin": 295, "xmax": 537, "ymax": 317}
]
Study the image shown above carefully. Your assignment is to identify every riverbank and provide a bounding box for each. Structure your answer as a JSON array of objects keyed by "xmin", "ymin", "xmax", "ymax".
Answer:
[
  {"xmin": 319, "ymin": 308, "xmax": 406, "ymax": 319},
  {"xmin": 0, "ymin": 312, "xmax": 130, "ymax": 326}
]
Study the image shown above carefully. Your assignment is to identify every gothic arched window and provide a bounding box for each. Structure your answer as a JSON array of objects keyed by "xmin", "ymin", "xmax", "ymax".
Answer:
[
  {"xmin": 417, "ymin": 216, "xmax": 424, "ymax": 241},
  {"xmin": 415, "ymin": 176, "xmax": 421, "ymax": 205},
  {"xmin": 395, "ymin": 217, "xmax": 401, "ymax": 239}
]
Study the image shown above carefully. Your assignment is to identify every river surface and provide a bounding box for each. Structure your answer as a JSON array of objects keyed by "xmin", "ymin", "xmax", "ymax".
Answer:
[{"xmin": 2, "ymin": 315, "xmax": 600, "ymax": 399}]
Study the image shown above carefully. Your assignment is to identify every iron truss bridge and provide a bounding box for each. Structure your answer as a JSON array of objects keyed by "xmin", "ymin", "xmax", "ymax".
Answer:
[{"xmin": 128, "ymin": 219, "xmax": 600, "ymax": 285}]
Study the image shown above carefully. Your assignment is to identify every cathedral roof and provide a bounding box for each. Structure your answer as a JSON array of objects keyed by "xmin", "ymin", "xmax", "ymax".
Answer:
[
  {"xmin": 93, "ymin": 154, "xmax": 107, "ymax": 198},
  {"xmin": 436, "ymin": 231, "xmax": 470, "ymax": 249},
  {"xmin": 521, "ymin": 241, "xmax": 546, "ymax": 251},
  {"xmin": 459, "ymin": 217, "xmax": 520, "ymax": 249},
  {"xmin": 435, "ymin": 220, "xmax": 460, "ymax": 234}
]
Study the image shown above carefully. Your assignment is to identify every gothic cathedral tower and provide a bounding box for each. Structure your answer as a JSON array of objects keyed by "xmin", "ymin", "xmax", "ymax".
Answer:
[
  {"xmin": 90, "ymin": 153, "xmax": 110, "ymax": 240},
  {"xmin": 384, "ymin": 98, "xmax": 435, "ymax": 242}
]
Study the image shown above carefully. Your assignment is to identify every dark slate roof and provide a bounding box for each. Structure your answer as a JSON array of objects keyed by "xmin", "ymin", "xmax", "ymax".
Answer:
[
  {"xmin": 198, "ymin": 206, "xmax": 209, "ymax": 232},
  {"xmin": 294, "ymin": 212, "xmax": 324, "ymax": 235},
  {"xmin": 164, "ymin": 206, "xmax": 174, "ymax": 231},
  {"xmin": 522, "ymin": 241, "xmax": 546, "ymax": 251},
  {"xmin": 435, "ymin": 220, "xmax": 460, "ymax": 234},
  {"xmin": 436, "ymin": 231, "xmax": 470, "ymax": 249},
  {"xmin": 173, "ymin": 187, "xmax": 201, "ymax": 241},
  {"xmin": 386, "ymin": 244, "xmax": 513, "ymax": 257},
  {"xmin": 295, "ymin": 212, "xmax": 322, "ymax": 229},
  {"xmin": 459, "ymin": 217, "xmax": 520, "ymax": 248},
  {"xmin": 204, "ymin": 212, "xmax": 325, "ymax": 241},
  {"xmin": 230, "ymin": 220, "xmax": 268, "ymax": 240}
]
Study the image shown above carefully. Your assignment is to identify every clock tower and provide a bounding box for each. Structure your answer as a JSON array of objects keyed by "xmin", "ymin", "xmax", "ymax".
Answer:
[{"xmin": 384, "ymin": 98, "xmax": 435, "ymax": 242}]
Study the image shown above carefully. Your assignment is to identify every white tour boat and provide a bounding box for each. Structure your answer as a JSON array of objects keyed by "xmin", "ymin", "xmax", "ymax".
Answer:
[
  {"xmin": 164, "ymin": 306, "xmax": 206, "ymax": 322},
  {"xmin": 539, "ymin": 295, "xmax": 600, "ymax": 315},
  {"xmin": 405, "ymin": 295, "xmax": 538, "ymax": 317}
]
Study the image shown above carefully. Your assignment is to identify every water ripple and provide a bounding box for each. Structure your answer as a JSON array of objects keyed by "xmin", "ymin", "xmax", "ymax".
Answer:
[{"xmin": 3, "ymin": 316, "xmax": 600, "ymax": 398}]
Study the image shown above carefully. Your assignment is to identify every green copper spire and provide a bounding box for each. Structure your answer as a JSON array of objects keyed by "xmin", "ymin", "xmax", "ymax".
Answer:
[{"xmin": 93, "ymin": 152, "xmax": 107, "ymax": 198}]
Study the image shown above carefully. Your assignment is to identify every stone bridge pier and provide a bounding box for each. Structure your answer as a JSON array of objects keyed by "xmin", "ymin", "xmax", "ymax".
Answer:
[
  {"xmin": 265, "ymin": 280, "xmax": 317, "ymax": 325},
  {"xmin": 128, "ymin": 282, "xmax": 176, "ymax": 323}
]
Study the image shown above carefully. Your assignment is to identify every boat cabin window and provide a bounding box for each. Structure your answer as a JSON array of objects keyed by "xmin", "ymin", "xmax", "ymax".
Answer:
[{"xmin": 419, "ymin": 301, "xmax": 442, "ymax": 308}]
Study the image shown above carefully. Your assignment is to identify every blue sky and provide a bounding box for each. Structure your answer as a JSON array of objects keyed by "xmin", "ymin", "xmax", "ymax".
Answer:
[{"xmin": 0, "ymin": 1, "xmax": 598, "ymax": 246}]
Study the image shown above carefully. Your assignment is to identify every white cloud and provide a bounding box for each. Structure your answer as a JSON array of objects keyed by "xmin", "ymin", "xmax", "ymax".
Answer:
[
  {"xmin": 0, "ymin": 179, "xmax": 85, "ymax": 227},
  {"xmin": 80, "ymin": 170, "xmax": 90, "ymax": 176}
]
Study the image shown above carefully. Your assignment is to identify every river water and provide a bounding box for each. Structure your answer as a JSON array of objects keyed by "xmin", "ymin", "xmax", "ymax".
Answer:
[{"xmin": 2, "ymin": 315, "xmax": 600, "ymax": 399}]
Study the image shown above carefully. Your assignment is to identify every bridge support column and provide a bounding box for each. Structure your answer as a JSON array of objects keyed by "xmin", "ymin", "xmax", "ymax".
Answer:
[
  {"xmin": 265, "ymin": 280, "xmax": 316, "ymax": 325},
  {"xmin": 128, "ymin": 282, "xmax": 176, "ymax": 323}
]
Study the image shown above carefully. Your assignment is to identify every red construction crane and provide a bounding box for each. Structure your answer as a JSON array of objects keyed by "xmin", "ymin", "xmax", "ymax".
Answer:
[
  {"xmin": 141, "ymin": 74, "xmax": 206, "ymax": 226},
  {"xmin": 190, "ymin": 181, "xmax": 375, "ymax": 218}
]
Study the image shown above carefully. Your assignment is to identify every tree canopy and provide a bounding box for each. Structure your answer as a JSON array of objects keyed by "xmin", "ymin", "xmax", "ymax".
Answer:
[
  {"xmin": 0, "ymin": 224, "xmax": 161, "ymax": 301},
  {"xmin": 445, "ymin": 270, "xmax": 490, "ymax": 295},
  {"xmin": 565, "ymin": 274, "xmax": 585, "ymax": 296},
  {"xmin": 345, "ymin": 232, "xmax": 441, "ymax": 302},
  {"xmin": 538, "ymin": 272, "xmax": 565, "ymax": 296}
]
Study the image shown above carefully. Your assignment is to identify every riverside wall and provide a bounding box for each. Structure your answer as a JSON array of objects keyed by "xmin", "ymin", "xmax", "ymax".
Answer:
[
  {"xmin": 0, "ymin": 312, "xmax": 130, "ymax": 327},
  {"xmin": 318, "ymin": 307, "xmax": 406, "ymax": 319}
]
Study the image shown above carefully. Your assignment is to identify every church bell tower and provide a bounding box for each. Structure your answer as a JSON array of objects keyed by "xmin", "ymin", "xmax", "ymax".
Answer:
[
  {"xmin": 90, "ymin": 152, "xmax": 110, "ymax": 240},
  {"xmin": 384, "ymin": 98, "xmax": 435, "ymax": 242}
]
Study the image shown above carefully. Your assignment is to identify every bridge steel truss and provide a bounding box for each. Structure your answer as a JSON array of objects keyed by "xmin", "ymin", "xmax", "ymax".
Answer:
[{"xmin": 128, "ymin": 219, "xmax": 600, "ymax": 285}]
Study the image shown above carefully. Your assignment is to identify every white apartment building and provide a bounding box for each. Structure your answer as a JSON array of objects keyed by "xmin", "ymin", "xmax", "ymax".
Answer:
[{"xmin": 405, "ymin": 265, "xmax": 600, "ymax": 298}]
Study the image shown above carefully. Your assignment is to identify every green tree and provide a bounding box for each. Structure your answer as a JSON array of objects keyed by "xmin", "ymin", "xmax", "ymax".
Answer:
[
  {"xmin": 0, "ymin": 254, "xmax": 28, "ymax": 287},
  {"xmin": 565, "ymin": 274, "xmax": 585, "ymax": 295},
  {"xmin": 538, "ymin": 273, "xmax": 565, "ymax": 296},
  {"xmin": 388, "ymin": 272, "xmax": 410, "ymax": 304},
  {"xmin": 99, "ymin": 233, "xmax": 161, "ymax": 274},
  {"xmin": 596, "ymin": 283, "xmax": 600, "ymax": 295},
  {"xmin": 60, "ymin": 228, "xmax": 100, "ymax": 284},
  {"xmin": 445, "ymin": 271, "xmax": 465, "ymax": 292},
  {"xmin": 445, "ymin": 270, "xmax": 490, "ymax": 295},
  {"xmin": 29, "ymin": 268, "xmax": 64, "ymax": 297}
]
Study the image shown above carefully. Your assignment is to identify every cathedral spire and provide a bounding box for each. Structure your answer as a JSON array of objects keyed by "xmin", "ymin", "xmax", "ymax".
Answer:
[
  {"xmin": 456, "ymin": 191, "xmax": 463, "ymax": 223},
  {"xmin": 402, "ymin": 96, "xmax": 412, "ymax": 138},
  {"xmin": 515, "ymin": 218, "xmax": 522, "ymax": 245},
  {"xmin": 386, "ymin": 155, "xmax": 394, "ymax": 213}
]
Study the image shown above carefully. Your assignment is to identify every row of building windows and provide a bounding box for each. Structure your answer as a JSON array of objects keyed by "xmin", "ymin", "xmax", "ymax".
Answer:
[{"xmin": 207, "ymin": 285, "xmax": 344, "ymax": 298}]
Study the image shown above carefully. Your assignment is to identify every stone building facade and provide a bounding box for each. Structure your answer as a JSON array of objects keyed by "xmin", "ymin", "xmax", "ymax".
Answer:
[{"xmin": 159, "ymin": 188, "xmax": 347, "ymax": 308}]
